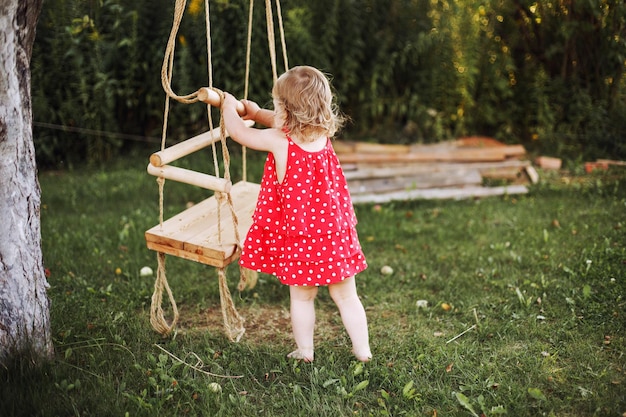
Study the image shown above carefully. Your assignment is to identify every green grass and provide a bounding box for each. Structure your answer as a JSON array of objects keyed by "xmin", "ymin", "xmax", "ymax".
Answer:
[{"xmin": 2, "ymin": 149, "xmax": 625, "ymax": 416}]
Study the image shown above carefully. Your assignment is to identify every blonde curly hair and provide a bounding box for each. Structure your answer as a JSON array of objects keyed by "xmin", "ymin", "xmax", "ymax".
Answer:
[{"xmin": 272, "ymin": 66, "xmax": 345, "ymax": 142}]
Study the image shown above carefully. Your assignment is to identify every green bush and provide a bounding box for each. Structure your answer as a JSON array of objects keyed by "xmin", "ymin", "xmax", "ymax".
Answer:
[{"xmin": 32, "ymin": 0, "xmax": 626, "ymax": 168}]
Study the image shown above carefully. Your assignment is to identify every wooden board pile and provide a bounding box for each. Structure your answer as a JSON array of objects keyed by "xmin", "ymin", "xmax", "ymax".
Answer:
[{"xmin": 334, "ymin": 137, "xmax": 537, "ymax": 204}]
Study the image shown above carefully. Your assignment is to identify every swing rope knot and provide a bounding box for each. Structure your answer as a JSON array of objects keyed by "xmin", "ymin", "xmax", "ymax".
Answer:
[{"xmin": 215, "ymin": 191, "xmax": 227, "ymax": 204}]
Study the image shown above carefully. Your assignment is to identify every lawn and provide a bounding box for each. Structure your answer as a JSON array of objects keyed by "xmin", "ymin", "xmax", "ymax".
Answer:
[{"xmin": 1, "ymin": 149, "xmax": 625, "ymax": 416}]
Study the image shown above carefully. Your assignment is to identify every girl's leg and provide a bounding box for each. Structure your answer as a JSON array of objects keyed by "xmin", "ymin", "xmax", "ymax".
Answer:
[
  {"xmin": 329, "ymin": 277, "xmax": 372, "ymax": 362},
  {"xmin": 288, "ymin": 285, "xmax": 318, "ymax": 362}
]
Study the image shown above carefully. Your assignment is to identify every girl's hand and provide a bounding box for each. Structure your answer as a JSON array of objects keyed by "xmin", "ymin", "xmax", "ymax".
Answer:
[
  {"xmin": 241, "ymin": 99, "xmax": 261, "ymax": 121},
  {"xmin": 222, "ymin": 92, "xmax": 240, "ymax": 111}
]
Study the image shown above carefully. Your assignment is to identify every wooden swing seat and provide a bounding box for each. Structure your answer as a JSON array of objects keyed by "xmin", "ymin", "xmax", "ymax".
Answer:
[{"xmin": 145, "ymin": 181, "xmax": 260, "ymax": 268}]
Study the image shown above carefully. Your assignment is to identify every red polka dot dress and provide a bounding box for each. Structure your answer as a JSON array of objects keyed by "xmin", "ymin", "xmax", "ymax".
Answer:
[{"xmin": 240, "ymin": 133, "xmax": 367, "ymax": 286}]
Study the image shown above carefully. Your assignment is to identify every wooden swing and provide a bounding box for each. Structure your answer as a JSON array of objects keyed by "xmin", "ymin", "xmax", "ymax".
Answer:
[{"xmin": 145, "ymin": 0, "xmax": 289, "ymax": 341}]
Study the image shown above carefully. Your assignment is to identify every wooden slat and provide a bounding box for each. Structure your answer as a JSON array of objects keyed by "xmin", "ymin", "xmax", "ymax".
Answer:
[
  {"xmin": 348, "ymin": 169, "xmax": 483, "ymax": 195},
  {"xmin": 337, "ymin": 147, "xmax": 512, "ymax": 164},
  {"xmin": 182, "ymin": 197, "xmax": 259, "ymax": 258},
  {"xmin": 354, "ymin": 142, "xmax": 411, "ymax": 154},
  {"xmin": 479, "ymin": 165, "xmax": 527, "ymax": 182},
  {"xmin": 145, "ymin": 181, "xmax": 260, "ymax": 268},
  {"xmin": 330, "ymin": 140, "xmax": 356, "ymax": 154},
  {"xmin": 350, "ymin": 184, "xmax": 529, "ymax": 204},
  {"xmin": 597, "ymin": 159, "xmax": 626, "ymax": 166},
  {"xmin": 146, "ymin": 241, "xmax": 239, "ymax": 268},
  {"xmin": 343, "ymin": 160, "xmax": 530, "ymax": 181},
  {"xmin": 525, "ymin": 166, "xmax": 540, "ymax": 184}
]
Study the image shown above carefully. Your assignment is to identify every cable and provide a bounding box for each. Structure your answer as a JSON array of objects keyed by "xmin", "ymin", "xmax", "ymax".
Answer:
[{"xmin": 33, "ymin": 121, "xmax": 161, "ymax": 144}]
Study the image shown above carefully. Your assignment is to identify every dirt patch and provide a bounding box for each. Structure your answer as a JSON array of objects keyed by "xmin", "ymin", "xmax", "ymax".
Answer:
[{"xmin": 177, "ymin": 303, "xmax": 345, "ymax": 345}]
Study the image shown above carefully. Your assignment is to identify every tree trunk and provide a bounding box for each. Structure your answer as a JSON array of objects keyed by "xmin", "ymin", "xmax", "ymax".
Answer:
[{"xmin": 0, "ymin": 0, "xmax": 51, "ymax": 363}]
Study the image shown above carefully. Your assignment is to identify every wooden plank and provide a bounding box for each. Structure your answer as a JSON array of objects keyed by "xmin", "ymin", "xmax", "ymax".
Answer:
[
  {"xmin": 500, "ymin": 144, "xmax": 526, "ymax": 158},
  {"xmin": 332, "ymin": 140, "xmax": 356, "ymax": 154},
  {"xmin": 338, "ymin": 147, "xmax": 510, "ymax": 164},
  {"xmin": 479, "ymin": 165, "xmax": 527, "ymax": 182},
  {"xmin": 182, "ymin": 197, "xmax": 258, "ymax": 258},
  {"xmin": 525, "ymin": 166, "xmax": 540, "ymax": 184},
  {"xmin": 455, "ymin": 136, "xmax": 507, "ymax": 147},
  {"xmin": 350, "ymin": 184, "xmax": 529, "ymax": 204},
  {"xmin": 145, "ymin": 181, "xmax": 260, "ymax": 268},
  {"xmin": 146, "ymin": 193, "xmax": 225, "ymax": 250},
  {"xmin": 409, "ymin": 141, "xmax": 460, "ymax": 152},
  {"xmin": 343, "ymin": 160, "xmax": 530, "ymax": 181},
  {"xmin": 338, "ymin": 140, "xmax": 526, "ymax": 160},
  {"xmin": 597, "ymin": 159, "xmax": 626, "ymax": 166},
  {"xmin": 535, "ymin": 156, "xmax": 562, "ymax": 170},
  {"xmin": 146, "ymin": 241, "xmax": 239, "ymax": 268},
  {"xmin": 340, "ymin": 140, "xmax": 462, "ymax": 155},
  {"xmin": 145, "ymin": 181, "xmax": 259, "ymax": 245},
  {"xmin": 348, "ymin": 169, "xmax": 482, "ymax": 195},
  {"xmin": 354, "ymin": 142, "xmax": 411, "ymax": 154}
]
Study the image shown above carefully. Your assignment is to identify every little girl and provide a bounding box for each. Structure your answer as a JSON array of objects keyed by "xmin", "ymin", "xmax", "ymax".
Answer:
[{"xmin": 222, "ymin": 66, "xmax": 371, "ymax": 362}]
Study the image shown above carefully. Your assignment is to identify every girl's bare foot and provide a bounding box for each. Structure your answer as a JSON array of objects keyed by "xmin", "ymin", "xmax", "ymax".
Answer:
[
  {"xmin": 353, "ymin": 349, "xmax": 372, "ymax": 362},
  {"xmin": 287, "ymin": 349, "xmax": 314, "ymax": 363}
]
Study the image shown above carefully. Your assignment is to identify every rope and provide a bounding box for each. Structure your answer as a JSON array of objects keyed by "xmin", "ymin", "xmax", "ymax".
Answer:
[
  {"xmin": 199, "ymin": 0, "xmax": 245, "ymax": 339},
  {"xmin": 265, "ymin": 0, "xmax": 278, "ymax": 82},
  {"xmin": 242, "ymin": 0, "xmax": 255, "ymax": 182},
  {"xmin": 213, "ymin": 90, "xmax": 249, "ymax": 293},
  {"xmin": 150, "ymin": 252, "xmax": 180, "ymax": 334},
  {"xmin": 218, "ymin": 268, "xmax": 245, "ymax": 342},
  {"xmin": 150, "ymin": 0, "xmax": 182, "ymax": 333},
  {"xmin": 244, "ymin": 0, "xmax": 254, "ymax": 100},
  {"xmin": 275, "ymin": 0, "xmax": 289, "ymax": 71},
  {"xmin": 149, "ymin": 0, "xmax": 288, "ymax": 338},
  {"xmin": 160, "ymin": 0, "xmax": 201, "ymax": 104}
]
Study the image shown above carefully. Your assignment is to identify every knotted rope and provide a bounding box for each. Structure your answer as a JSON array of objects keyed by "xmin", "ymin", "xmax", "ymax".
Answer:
[
  {"xmin": 150, "ymin": 0, "xmax": 246, "ymax": 340},
  {"xmin": 150, "ymin": 0, "xmax": 288, "ymax": 340}
]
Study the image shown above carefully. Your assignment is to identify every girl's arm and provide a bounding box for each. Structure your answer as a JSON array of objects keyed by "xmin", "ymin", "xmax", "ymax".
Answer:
[{"xmin": 222, "ymin": 93, "xmax": 284, "ymax": 154}]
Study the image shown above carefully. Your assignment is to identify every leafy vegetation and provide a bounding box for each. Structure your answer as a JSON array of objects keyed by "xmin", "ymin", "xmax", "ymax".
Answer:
[
  {"xmin": 31, "ymin": 0, "xmax": 626, "ymax": 168},
  {"xmin": 1, "ymin": 152, "xmax": 624, "ymax": 416}
]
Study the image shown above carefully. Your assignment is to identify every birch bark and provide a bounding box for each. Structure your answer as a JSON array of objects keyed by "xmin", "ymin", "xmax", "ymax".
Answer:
[{"xmin": 0, "ymin": 0, "xmax": 51, "ymax": 363}]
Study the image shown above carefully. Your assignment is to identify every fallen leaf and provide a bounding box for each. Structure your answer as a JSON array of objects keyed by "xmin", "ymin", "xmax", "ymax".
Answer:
[
  {"xmin": 394, "ymin": 244, "xmax": 407, "ymax": 252},
  {"xmin": 454, "ymin": 392, "xmax": 479, "ymax": 417},
  {"xmin": 528, "ymin": 387, "xmax": 547, "ymax": 401},
  {"xmin": 446, "ymin": 362, "xmax": 454, "ymax": 372}
]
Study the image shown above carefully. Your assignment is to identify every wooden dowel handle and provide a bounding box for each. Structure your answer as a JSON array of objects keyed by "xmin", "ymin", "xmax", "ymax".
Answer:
[
  {"xmin": 150, "ymin": 120, "xmax": 254, "ymax": 167},
  {"xmin": 196, "ymin": 87, "xmax": 246, "ymax": 116},
  {"xmin": 147, "ymin": 163, "xmax": 232, "ymax": 193}
]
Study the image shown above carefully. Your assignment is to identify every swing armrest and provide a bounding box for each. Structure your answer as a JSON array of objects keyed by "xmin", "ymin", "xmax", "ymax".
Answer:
[
  {"xmin": 197, "ymin": 87, "xmax": 246, "ymax": 116},
  {"xmin": 150, "ymin": 120, "xmax": 254, "ymax": 167},
  {"xmin": 147, "ymin": 163, "xmax": 232, "ymax": 193}
]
